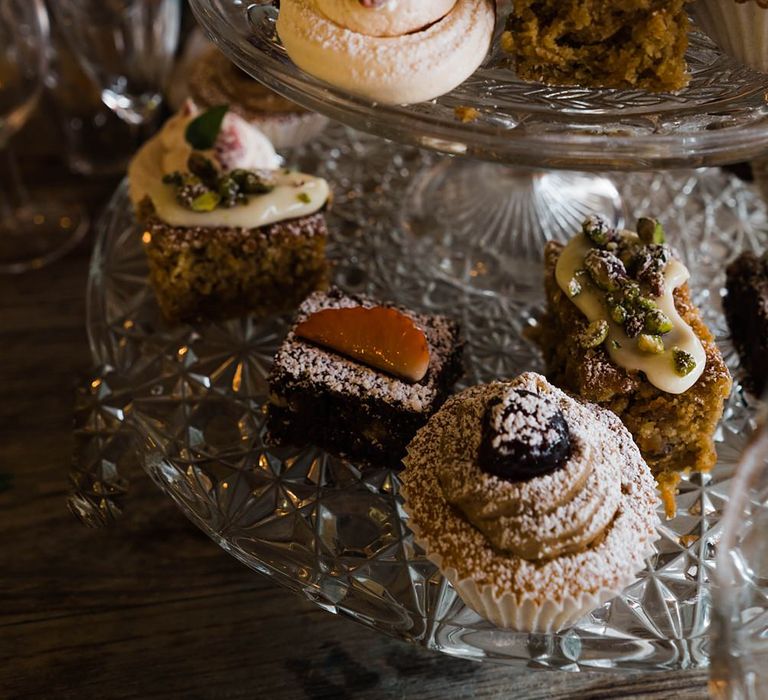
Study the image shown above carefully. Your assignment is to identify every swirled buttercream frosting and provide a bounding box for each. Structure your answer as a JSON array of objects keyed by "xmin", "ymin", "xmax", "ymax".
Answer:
[
  {"xmin": 437, "ymin": 381, "xmax": 625, "ymax": 561},
  {"xmin": 403, "ymin": 371, "xmax": 658, "ymax": 569}
]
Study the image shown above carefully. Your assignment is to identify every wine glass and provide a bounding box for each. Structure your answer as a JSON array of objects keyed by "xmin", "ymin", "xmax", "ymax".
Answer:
[
  {"xmin": 711, "ymin": 394, "xmax": 768, "ymax": 699},
  {"xmin": 0, "ymin": 0, "xmax": 88, "ymax": 274},
  {"xmin": 51, "ymin": 0, "xmax": 182, "ymax": 126}
]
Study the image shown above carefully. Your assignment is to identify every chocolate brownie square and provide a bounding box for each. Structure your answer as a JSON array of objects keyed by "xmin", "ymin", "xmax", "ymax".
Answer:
[{"xmin": 267, "ymin": 288, "xmax": 464, "ymax": 467}]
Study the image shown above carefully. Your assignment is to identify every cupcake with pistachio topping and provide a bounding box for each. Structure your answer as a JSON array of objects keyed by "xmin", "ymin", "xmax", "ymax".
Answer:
[
  {"xmin": 401, "ymin": 372, "xmax": 660, "ymax": 632},
  {"xmin": 128, "ymin": 101, "xmax": 331, "ymax": 322}
]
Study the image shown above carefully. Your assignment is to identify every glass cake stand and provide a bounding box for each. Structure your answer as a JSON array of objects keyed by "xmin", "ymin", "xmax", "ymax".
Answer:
[
  {"xmin": 188, "ymin": 0, "xmax": 768, "ymax": 292},
  {"xmin": 82, "ymin": 122, "xmax": 767, "ymax": 671}
]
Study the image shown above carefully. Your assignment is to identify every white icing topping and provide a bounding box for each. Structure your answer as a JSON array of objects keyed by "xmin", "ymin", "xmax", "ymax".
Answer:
[
  {"xmin": 555, "ymin": 233, "xmax": 706, "ymax": 394},
  {"xmin": 276, "ymin": 0, "xmax": 494, "ymax": 105},
  {"xmin": 128, "ymin": 103, "xmax": 330, "ymax": 229}
]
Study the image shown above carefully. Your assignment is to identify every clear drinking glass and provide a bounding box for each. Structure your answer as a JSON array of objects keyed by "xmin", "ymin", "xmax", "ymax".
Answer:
[
  {"xmin": 711, "ymin": 399, "xmax": 768, "ymax": 700},
  {"xmin": 0, "ymin": 0, "xmax": 88, "ymax": 274},
  {"xmin": 51, "ymin": 0, "xmax": 182, "ymax": 126},
  {"xmin": 46, "ymin": 15, "xmax": 152, "ymax": 176}
]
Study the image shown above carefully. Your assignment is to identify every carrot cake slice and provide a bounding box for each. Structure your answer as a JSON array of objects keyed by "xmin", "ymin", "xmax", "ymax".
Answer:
[
  {"xmin": 532, "ymin": 216, "xmax": 732, "ymax": 515},
  {"xmin": 128, "ymin": 101, "xmax": 330, "ymax": 322}
]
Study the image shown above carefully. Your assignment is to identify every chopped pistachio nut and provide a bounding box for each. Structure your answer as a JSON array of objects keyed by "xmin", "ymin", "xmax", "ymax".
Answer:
[
  {"xmin": 163, "ymin": 160, "xmax": 275, "ymax": 212},
  {"xmin": 637, "ymin": 217, "xmax": 666, "ymax": 245},
  {"xmin": 610, "ymin": 339, "xmax": 622, "ymax": 350},
  {"xmin": 582, "ymin": 214, "xmax": 615, "ymax": 247},
  {"xmin": 231, "ymin": 169, "xmax": 275, "ymax": 194},
  {"xmin": 567, "ymin": 277, "xmax": 582, "ymax": 297},
  {"xmin": 637, "ymin": 334, "xmax": 665, "ymax": 354},
  {"xmin": 610, "ymin": 304, "xmax": 627, "ymax": 324},
  {"xmin": 190, "ymin": 190, "xmax": 221, "ymax": 212},
  {"xmin": 187, "ymin": 152, "xmax": 219, "ymax": 187},
  {"xmin": 635, "ymin": 296, "xmax": 657, "ymax": 312},
  {"xmin": 644, "ymin": 308, "xmax": 673, "ymax": 335},
  {"xmin": 631, "ymin": 243, "xmax": 669, "ymax": 297},
  {"xmin": 672, "ymin": 347, "xmax": 697, "ymax": 377},
  {"xmin": 579, "ymin": 320, "xmax": 609, "ymax": 349},
  {"xmin": 297, "ymin": 192, "xmax": 311, "ymax": 204},
  {"xmin": 584, "ymin": 249, "xmax": 628, "ymax": 291}
]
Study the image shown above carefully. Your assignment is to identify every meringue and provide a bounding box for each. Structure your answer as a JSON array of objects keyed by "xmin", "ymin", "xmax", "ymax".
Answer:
[
  {"xmin": 315, "ymin": 0, "xmax": 457, "ymax": 37},
  {"xmin": 276, "ymin": 0, "xmax": 494, "ymax": 104}
]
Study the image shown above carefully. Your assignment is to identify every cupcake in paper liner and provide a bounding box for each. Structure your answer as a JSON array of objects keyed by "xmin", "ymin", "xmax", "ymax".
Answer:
[
  {"xmin": 692, "ymin": 0, "xmax": 768, "ymax": 74},
  {"xmin": 186, "ymin": 46, "xmax": 328, "ymax": 149},
  {"xmin": 400, "ymin": 372, "xmax": 660, "ymax": 633}
]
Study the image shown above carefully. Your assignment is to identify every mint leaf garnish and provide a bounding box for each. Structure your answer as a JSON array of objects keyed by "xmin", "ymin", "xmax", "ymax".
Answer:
[{"xmin": 185, "ymin": 105, "xmax": 229, "ymax": 150}]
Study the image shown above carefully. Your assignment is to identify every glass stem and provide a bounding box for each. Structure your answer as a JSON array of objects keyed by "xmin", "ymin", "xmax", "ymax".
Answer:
[{"xmin": 0, "ymin": 145, "xmax": 30, "ymax": 223}]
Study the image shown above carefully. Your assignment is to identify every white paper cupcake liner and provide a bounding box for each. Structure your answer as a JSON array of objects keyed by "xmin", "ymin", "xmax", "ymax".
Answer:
[
  {"xmin": 401, "ymin": 490, "xmax": 659, "ymax": 633},
  {"xmin": 693, "ymin": 0, "xmax": 768, "ymax": 74}
]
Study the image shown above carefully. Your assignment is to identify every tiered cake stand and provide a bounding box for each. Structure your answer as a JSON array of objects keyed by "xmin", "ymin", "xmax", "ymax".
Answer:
[{"xmin": 79, "ymin": 0, "xmax": 768, "ymax": 671}]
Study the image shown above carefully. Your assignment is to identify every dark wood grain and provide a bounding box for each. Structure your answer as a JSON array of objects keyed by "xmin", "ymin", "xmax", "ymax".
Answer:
[{"xmin": 0, "ymin": 123, "xmax": 710, "ymax": 700}]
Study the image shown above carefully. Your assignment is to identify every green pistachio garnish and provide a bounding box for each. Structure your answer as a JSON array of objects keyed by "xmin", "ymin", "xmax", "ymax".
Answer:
[
  {"xmin": 568, "ymin": 277, "xmax": 582, "ymax": 297},
  {"xmin": 584, "ymin": 249, "xmax": 628, "ymax": 292},
  {"xmin": 231, "ymin": 169, "xmax": 274, "ymax": 195},
  {"xmin": 190, "ymin": 191, "xmax": 221, "ymax": 212},
  {"xmin": 297, "ymin": 192, "xmax": 311, "ymax": 204},
  {"xmin": 637, "ymin": 334, "xmax": 665, "ymax": 354},
  {"xmin": 637, "ymin": 217, "xmax": 666, "ymax": 245},
  {"xmin": 672, "ymin": 348, "xmax": 697, "ymax": 377},
  {"xmin": 611, "ymin": 339, "xmax": 622, "ymax": 350},
  {"xmin": 582, "ymin": 214, "xmax": 615, "ymax": 247},
  {"xmin": 187, "ymin": 152, "xmax": 219, "ymax": 187},
  {"xmin": 163, "ymin": 162, "xmax": 274, "ymax": 212},
  {"xmin": 644, "ymin": 308, "xmax": 673, "ymax": 335},
  {"xmin": 635, "ymin": 296, "xmax": 657, "ymax": 312},
  {"xmin": 579, "ymin": 320, "xmax": 609, "ymax": 349},
  {"xmin": 610, "ymin": 304, "xmax": 627, "ymax": 324}
]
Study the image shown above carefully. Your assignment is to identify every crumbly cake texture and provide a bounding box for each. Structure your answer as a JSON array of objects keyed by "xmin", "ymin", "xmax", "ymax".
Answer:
[
  {"xmin": 401, "ymin": 372, "xmax": 659, "ymax": 630},
  {"xmin": 503, "ymin": 0, "xmax": 690, "ymax": 92},
  {"xmin": 534, "ymin": 240, "xmax": 732, "ymax": 487},
  {"xmin": 724, "ymin": 251, "xmax": 768, "ymax": 397},
  {"xmin": 267, "ymin": 288, "xmax": 465, "ymax": 467},
  {"xmin": 139, "ymin": 199, "xmax": 328, "ymax": 323}
]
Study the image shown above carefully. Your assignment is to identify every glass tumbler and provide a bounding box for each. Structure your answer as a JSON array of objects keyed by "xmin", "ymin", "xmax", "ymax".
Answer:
[
  {"xmin": 51, "ymin": 0, "xmax": 181, "ymax": 126},
  {"xmin": 711, "ymin": 401, "xmax": 768, "ymax": 700},
  {"xmin": 0, "ymin": 0, "xmax": 88, "ymax": 273}
]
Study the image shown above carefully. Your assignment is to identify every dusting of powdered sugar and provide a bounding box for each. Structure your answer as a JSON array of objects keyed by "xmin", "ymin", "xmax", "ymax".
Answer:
[
  {"xmin": 401, "ymin": 372, "xmax": 660, "ymax": 602},
  {"xmin": 489, "ymin": 390, "xmax": 563, "ymax": 453},
  {"xmin": 269, "ymin": 288, "xmax": 462, "ymax": 413}
]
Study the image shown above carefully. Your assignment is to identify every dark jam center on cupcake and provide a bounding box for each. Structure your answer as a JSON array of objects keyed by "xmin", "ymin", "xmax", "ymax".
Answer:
[{"xmin": 479, "ymin": 389, "xmax": 571, "ymax": 482}]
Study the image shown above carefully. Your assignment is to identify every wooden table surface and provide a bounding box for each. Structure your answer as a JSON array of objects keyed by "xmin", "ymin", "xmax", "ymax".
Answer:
[{"xmin": 0, "ymin": 124, "xmax": 711, "ymax": 700}]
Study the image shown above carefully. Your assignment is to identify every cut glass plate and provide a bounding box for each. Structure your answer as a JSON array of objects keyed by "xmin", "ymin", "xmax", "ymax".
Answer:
[{"xmin": 86, "ymin": 125, "xmax": 766, "ymax": 670}]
